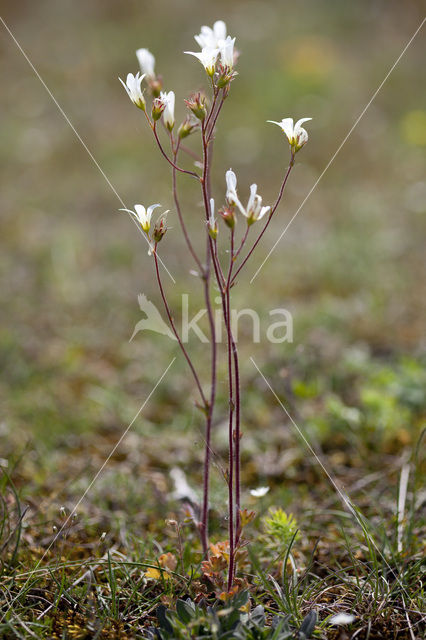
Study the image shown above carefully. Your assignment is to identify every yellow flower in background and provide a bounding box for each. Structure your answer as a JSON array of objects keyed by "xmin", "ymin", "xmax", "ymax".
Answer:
[
  {"xmin": 159, "ymin": 552, "xmax": 178, "ymax": 571},
  {"xmin": 144, "ymin": 553, "xmax": 177, "ymax": 581},
  {"xmin": 400, "ymin": 110, "xmax": 426, "ymax": 146},
  {"xmin": 279, "ymin": 37, "xmax": 336, "ymax": 82},
  {"xmin": 145, "ymin": 566, "xmax": 165, "ymax": 580}
]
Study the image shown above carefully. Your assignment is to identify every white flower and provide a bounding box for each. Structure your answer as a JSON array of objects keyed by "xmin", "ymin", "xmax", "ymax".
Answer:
[
  {"xmin": 209, "ymin": 198, "xmax": 216, "ymax": 227},
  {"xmin": 267, "ymin": 117, "xmax": 312, "ymax": 151},
  {"xmin": 218, "ymin": 36, "xmax": 236, "ymax": 69},
  {"xmin": 329, "ymin": 613, "xmax": 356, "ymax": 626},
  {"xmin": 225, "ymin": 170, "xmax": 270, "ymax": 224},
  {"xmin": 225, "ymin": 169, "xmax": 239, "ymax": 206},
  {"xmin": 119, "ymin": 72, "xmax": 146, "ymax": 110},
  {"xmin": 194, "ymin": 20, "xmax": 227, "ymax": 49},
  {"xmin": 208, "ymin": 198, "xmax": 218, "ymax": 239},
  {"xmin": 184, "ymin": 46, "xmax": 219, "ymax": 76},
  {"xmin": 245, "ymin": 183, "xmax": 270, "ymax": 224},
  {"xmin": 160, "ymin": 91, "xmax": 175, "ymax": 130},
  {"xmin": 120, "ymin": 203, "xmax": 161, "ymax": 233},
  {"xmin": 250, "ymin": 487, "xmax": 270, "ymax": 498},
  {"xmin": 136, "ymin": 48, "xmax": 155, "ymax": 79}
]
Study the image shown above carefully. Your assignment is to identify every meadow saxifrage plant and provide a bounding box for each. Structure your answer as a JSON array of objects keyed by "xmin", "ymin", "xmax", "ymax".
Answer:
[{"xmin": 119, "ymin": 19, "xmax": 311, "ymax": 590}]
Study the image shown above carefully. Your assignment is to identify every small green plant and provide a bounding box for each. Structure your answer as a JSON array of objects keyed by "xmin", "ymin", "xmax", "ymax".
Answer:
[
  {"xmin": 145, "ymin": 592, "xmax": 317, "ymax": 639},
  {"xmin": 263, "ymin": 508, "xmax": 300, "ymax": 550}
]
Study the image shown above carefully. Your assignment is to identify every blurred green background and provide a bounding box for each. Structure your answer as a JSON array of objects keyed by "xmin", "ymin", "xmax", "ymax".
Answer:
[{"xmin": 0, "ymin": 0, "xmax": 425, "ymax": 504}]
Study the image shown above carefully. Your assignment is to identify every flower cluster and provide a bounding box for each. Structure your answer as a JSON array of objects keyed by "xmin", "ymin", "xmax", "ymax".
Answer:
[
  {"xmin": 120, "ymin": 48, "xmax": 176, "ymax": 130},
  {"xmin": 185, "ymin": 20, "xmax": 237, "ymax": 85}
]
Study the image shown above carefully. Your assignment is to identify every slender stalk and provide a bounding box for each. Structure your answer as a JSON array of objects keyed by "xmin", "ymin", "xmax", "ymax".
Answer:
[
  {"xmin": 206, "ymin": 91, "xmax": 227, "ymax": 142},
  {"xmin": 172, "ymin": 140, "xmax": 204, "ymax": 274},
  {"xmin": 223, "ymin": 229, "xmax": 236, "ymax": 588},
  {"xmin": 233, "ymin": 226, "xmax": 250, "ymax": 263},
  {"xmin": 153, "ymin": 247, "xmax": 207, "ymax": 408},
  {"xmin": 212, "ymin": 237, "xmax": 226, "ymax": 288},
  {"xmin": 225, "ymin": 286, "xmax": 235, "ymax": 589},
  {"xmin": 178, "ymin": 142, "xmax": 202, "ymax": 162},
  {"xmin": 151, "ymin": 120, "xmax": 200, "ymax": 180},
  {"xmin": 202, "ymin": 94, "xmax": 240, "ymax": 586},
  {"xmin": 170, "ymin": 131, "xmax": 215, "ymax": 553},
  {"xmin": 232, "ymin": 339, "xmax": 241, "ymax": 542},
  {"xmin": 204, "ymin": 86, "xmax": 220, "ymax": 132},
  {"xmin": 230, "ymin": 152, "xmax": 295, "ymax": 285},
  {"xmin": 200, "ymin": 266, "xmax": 216, "ymax": 553},
  {"xmin": 225, "ymin": 226, "xmax": 244, "ymax": 572},
  {"xmin": 198, "ymin": 96, "xmax": 224, "ymax": 554}
]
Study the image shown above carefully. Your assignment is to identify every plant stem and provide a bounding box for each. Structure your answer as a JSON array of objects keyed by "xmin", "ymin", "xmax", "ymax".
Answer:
[
  {"xmin": 233, "ymin": 226, "xmax": 250, "ymax": 263},
  {"xmin": 202, "ymin": 91, "xmax": 240, "ymax": 586},
  {"xmin": 172, "ymin": 140, "xmax": 204, "ymax": 274},
  {"xmin": 153, "ymin": 247, "xmax": 207, "ymax": 408},
  {"xmin": 207, "ymin": 91, "xmax": 227, "ymax": 142},
  {"xmin": 198, "ymin": 101, "xmax": 223, "ymax": 554},
  {"xmin": 151, "ymin": 120, "xmax": 200, "ymax": 180},
  {"xmin": 223, "ymin": 229, "xmax": 236, "ymax": 589},
  {"xmin": 225, "ymin": 284, "xmax": 235, "ymax": 590}
]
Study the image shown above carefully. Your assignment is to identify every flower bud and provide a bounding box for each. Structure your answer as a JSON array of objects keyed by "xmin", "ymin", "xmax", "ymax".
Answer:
[
  {"xmin": 185, "ymin": 92, "xmax": 207, "ymax": 121},
  {"xmin": 160, "ymin": 91, "xmax": 175, "ymax": 131},
  {"xmin": 216, "ymin": 66, "xmax": 237, "ymax": 89},
  {"xmin": 219, "ymin": 207, "xmax": 236, "ymax": 229},
  {"xmin": 152, "ymin": 97, "xmax": 165, "ymax": 121},
  {"xmin": 178, "ymin": 116, "xmax": 199, "ymax": 139},
  {"xmin": 208, "ymin": 222, "xmax": 218, "ymax": 239},
  {"xmin": 153, "ymin": 213, "xmax": 168, "ymax": 243},
  {"xmin": 149, "ymin": 77, "xmax": 163, "ymax": 98}
]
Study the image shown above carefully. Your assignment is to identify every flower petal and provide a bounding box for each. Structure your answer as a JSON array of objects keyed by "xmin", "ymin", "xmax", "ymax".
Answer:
[
  {"xmin": 279, "ymin": 118, "xmax": 295, "ymax": 141},
  {"xmin": 147, "ymin": 203, "xmax": 161, "ymax": 216},
  {"xmin": 258, "ymin": 206, "xmax": 270, "ymax": 220},
  {"xmin": 295, "ymin": 117, "xmax": 312, "ymax": 129},
  {"xmin": 226, "ymin": 169, "xmax": 237, "ymax": 191},
  {"xmin": 134, "ymin": 204, "xmax": 147, "ymax": 217}
]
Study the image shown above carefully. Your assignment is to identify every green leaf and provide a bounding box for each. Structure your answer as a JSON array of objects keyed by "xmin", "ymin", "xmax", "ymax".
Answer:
[
  {"xmin": 176, "ymin": 598, "xmax": 194, "ymax": 624},
  {"xmin": 298, "ymin": 610, "xmax": 317, "ymax": 639},
  {"xmin": 156, "ymin": 605, "xmax": 173, "ymax": 634}
]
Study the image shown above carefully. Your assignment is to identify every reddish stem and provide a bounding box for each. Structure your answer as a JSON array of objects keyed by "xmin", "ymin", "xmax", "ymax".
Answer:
[
  {"xmin": 153, "ymin": 247, "xmax": 207, "ymax": 408},
  {"xmin": 207, "ymin": 91, "xmax": 227, "ymax": 142},
  {"xmin": 151, "ymin": 120, "xmax": 200, "ymax": 180},
  {"xmin": 172, "ymin": 140, "xmax": 204, "ymax": 274}
]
